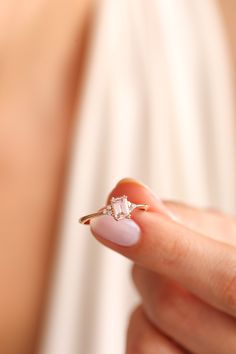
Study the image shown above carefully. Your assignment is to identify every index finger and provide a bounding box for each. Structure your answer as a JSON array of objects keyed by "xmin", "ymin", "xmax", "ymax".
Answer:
[{"xmin": 90, "ymin": 179, "xmax": 236, "ymax": 317}]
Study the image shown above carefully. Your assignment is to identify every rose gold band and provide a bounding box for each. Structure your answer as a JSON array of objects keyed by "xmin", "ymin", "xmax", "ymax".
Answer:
[
  {"xmin": 79, "ymin": 210, "xmax": 105, "ymax": 225},
  {"xmin": 79, "ymin": 202, "xmax": 148, "ymax": 225}
]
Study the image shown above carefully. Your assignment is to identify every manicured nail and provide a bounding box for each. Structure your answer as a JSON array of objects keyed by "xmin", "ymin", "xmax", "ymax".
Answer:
[
  {"xmin": 117, "ymin": 178, "xmax": 179, "ymax": 222},
  {"xmin": 116, "ymin": 178, "xmax": 154, "ymax": 194},
  {"xmin": 90, "ymin": 215, "xmax": 141, "ymax": 246}
]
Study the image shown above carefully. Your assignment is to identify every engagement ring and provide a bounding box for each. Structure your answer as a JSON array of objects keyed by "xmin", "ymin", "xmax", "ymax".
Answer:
[{"xmin": 79, "ymin": 195, "xmax": 149, "ymax": 225}]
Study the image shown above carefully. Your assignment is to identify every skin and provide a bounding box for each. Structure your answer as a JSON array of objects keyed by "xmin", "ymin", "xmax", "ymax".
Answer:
[
  {"xmin": 91, "ymin": 179, "xmax": 236, "ymax": 354},
  {"xmin": 0, "ymin": 1, "xmax": 91, "ymax": 353},
  {"xmin": 0, "ymin": 1, "xmax": 235, "ymax": 353}
]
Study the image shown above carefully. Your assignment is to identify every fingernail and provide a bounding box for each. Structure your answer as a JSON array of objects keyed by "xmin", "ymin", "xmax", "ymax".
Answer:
[
  {"xmin": 117, "ymin": 178, "xmax": 179, "ymax": 222},
  {"xmin": 90, "ymin": 215, "xmax": 141, "ymax": 246},
  {"xmin": 116, "ymin": 177, "xmax": 148, "ymax": 188}
]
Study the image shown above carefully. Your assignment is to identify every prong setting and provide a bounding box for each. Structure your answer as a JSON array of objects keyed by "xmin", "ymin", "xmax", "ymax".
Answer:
[{"xmin": 103, "ymin": 196, "xmax": 135, "ymax": 221}]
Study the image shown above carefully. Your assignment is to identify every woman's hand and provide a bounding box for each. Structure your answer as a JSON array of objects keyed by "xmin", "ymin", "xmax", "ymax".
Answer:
[{"xmin": 90, "ymin": 178, "xmax": 236, "ymax": 354}]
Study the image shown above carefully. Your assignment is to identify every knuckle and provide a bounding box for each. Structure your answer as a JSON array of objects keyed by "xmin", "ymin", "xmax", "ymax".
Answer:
[
  {"xmin": 143, "ymin": 279, "xmax": 171, "ymax": 323},
  {"xmin": 127, "ymin": 307, "xmax": 150, "ymax": 354},
  {"xmin": 127, "ymin": 342, "xmax": 147, "ymax": 354},
  {"xmin": 151, "ymin": 281, "xmax": 193, "ymax": 329},
  {"xmin": 128, "ymin": 305, "xmax": 143, "ymax": 326},
  {"xmin": 127, "ymin": 335, "xmax": 148, "ymax": 354},
  {"xmin": 158, "ymin": 290, "xmax": 175, "ymax": 320}
]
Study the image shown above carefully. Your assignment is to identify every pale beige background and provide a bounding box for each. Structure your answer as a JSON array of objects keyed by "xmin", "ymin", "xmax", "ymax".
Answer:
[{"xmin": 41, "ymin": 0, "xmax": 236, "ymax": 353}]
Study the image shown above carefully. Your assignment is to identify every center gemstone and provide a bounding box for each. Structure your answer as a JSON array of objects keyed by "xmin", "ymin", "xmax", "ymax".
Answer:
[{"xmin": 111, "ymin": 196, "xmax": 130, "ymax": 220}]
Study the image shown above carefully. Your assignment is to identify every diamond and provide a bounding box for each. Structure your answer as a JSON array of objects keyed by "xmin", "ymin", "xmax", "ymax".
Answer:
[
  {"xmin": 111, "ymin": 196, "xmax": 131, "ymax": 221},
  {"xmin": 103, "ymin": 206, "xmax": 112, "ymax": 216}
]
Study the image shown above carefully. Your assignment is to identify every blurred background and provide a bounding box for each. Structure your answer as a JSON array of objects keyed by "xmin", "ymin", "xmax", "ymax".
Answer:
[
  {"xmin": 40, "ymin": 1, "xmax": 236, "ymax": 353},
  {"xmin": 1, "ymin": 0, "xmax": 236, "ymax": 354}
]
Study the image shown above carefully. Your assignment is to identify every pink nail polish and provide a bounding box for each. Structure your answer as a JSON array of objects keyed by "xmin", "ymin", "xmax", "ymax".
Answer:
[{"xmin": 90, "ymin": 216, "xmax": 140, "ymax": 246}]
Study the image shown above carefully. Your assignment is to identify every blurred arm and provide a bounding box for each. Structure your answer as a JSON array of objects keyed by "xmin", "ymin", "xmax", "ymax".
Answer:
[{"xmin": 0, "ymin": 1, "xmax": 91, "ymax": 352}]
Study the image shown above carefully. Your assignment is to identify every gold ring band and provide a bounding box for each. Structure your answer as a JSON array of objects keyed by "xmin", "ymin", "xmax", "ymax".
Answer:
[{"xmin": 79, "ymin": 195, "xmax": 149, "ymax": 225}]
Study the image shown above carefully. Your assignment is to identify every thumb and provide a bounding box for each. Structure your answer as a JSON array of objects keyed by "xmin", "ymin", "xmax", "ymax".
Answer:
[{"xmin": 105, "ymin": 178, "xmax": 236, "ymax": 246}]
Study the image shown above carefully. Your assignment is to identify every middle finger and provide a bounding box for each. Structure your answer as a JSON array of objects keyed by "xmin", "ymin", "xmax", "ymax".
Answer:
[{"xmin": 133, "ymin": 265, "xmax": 236, "ymax": 354}]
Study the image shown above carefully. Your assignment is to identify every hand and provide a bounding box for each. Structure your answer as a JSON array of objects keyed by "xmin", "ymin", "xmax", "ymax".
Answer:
[{"xmin": 90, "ymin": 178, "xmax": 236, "ymax": 354}]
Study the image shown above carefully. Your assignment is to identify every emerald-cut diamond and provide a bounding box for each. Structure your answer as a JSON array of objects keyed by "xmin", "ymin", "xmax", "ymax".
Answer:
[
  {"xmin": 111, "ymin": 196, "xmax": 131, "ymax": 221},
  {"xmin": 99, "ymin": 195, "xmax": 148, "ymax": 222}
]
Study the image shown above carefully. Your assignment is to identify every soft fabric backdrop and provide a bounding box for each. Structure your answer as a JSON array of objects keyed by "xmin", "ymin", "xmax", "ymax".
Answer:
[{"xmin": 41, "ymin": 0, "xmax": 236, "ymax": 353}]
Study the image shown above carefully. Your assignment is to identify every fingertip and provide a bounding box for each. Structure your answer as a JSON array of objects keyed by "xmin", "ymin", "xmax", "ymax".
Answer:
[{"xmin": 107, "ymin": 177, "xmax": 177, "ymax": 221}]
